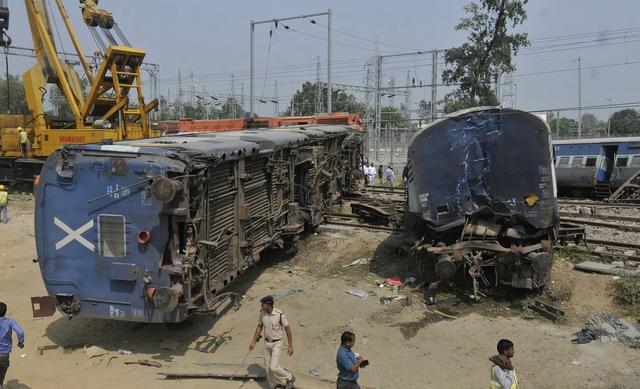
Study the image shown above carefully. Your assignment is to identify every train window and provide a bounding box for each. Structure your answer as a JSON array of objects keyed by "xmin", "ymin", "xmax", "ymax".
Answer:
[
  {"xmin": 571, "ymin": 156, "xmax": 584, "ymax": 167},
  {"xmin": 557, "ymin": 156, "xmax": 570, "ymax": 167},
  {"xmin": 616, "ymin": 156, "xmax": 629, "ymax": 167},
  {"xmin": 585, "ymin": 157, "xmax": 597, "ymax": 167},
  {"xmin": 631, "ymin": 156, "xmax": 640, "ymax": 167},
  {"xmin": 98, "ymin": 214, "xmax": 126, "ymax": 258}
]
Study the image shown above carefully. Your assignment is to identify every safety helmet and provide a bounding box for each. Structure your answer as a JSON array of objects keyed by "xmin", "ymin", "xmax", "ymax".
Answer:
[
  {"xmin": 0, "ymin": 185, "xmax": 5, "ymax": 190},
  {"xmin": 17, "ymin": 127, "xmax": 23, "ymax": 132}
]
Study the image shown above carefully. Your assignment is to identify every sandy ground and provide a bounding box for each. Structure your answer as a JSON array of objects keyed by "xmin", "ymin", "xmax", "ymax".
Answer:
[{"xmin": 0, "ymin": 197, "xmax": 639, "ymax": 389}]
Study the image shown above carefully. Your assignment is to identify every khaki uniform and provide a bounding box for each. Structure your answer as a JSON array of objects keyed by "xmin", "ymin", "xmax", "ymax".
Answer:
[{"xmin": 258, "ymin": 308, "xmax": 293, "ymax": 387}]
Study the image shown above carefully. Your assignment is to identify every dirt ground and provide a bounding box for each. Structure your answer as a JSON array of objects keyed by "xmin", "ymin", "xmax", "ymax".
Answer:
[{"xmin": 1, "ymin": 197, "xmax": 639, "ymax": 388}]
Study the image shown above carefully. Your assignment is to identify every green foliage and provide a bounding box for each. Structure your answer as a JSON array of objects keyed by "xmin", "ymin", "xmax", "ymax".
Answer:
[
  {"xmin": 0, "ymin": 75, "xmax": 28, "ymax": 114},
  {"xmin": 610, "ymin": 109, "xmax": 640, "ymax": 135},
  {"xmin": 442, "ymin": 0, "xmax": 530, "ymax": 113},
  {"xmin": 381, "ymin": 105, "xmax": 411, "ymax": 128},
  {"xmin": 284, "ymin": 81, "xmax": 364, "ymax": 116},
  {"xmin": 417, "ymin": 99, "xmax": 431, "ymax": 123},
  {"xmin": 615, "ymin": 273, "xmax": 640, "ymax": 307},
  {"xmin": 547, "ymin": 116, "xmax": 577, "ymax": 137}
]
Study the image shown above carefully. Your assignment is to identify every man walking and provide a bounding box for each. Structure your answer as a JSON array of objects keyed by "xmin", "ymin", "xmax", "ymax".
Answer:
[
  {"xmin": 0, "ymin": 302, "xmax": 25, "ymax": 389},
  {"xmin": 367, "ymin": 163, "xmax": 376, "ymax": 191},
  {"xmin": 250, "ymin": 295, "xmax": 295, "ymax": 389},
  {"xmin": 384, "ymin": 166, "xmax": 395, "ymax": 187},
  {"xmin": 336, "ymin": 331, "xmax": 365, "ymax": 389},
  {"xmin": 0, "ymin": 186, "xmax": 7, "ymax": 224},
  {"xmin": 377, "ymin": 165, "xmax": 383, "ymax": 185},
  {"xmin": 489, "ymin": 339, "xmax": 518, "ymax": 389}
]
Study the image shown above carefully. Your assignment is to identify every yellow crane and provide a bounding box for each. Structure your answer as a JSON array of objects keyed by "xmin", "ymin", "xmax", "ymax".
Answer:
[{"xmin": 0, "ymin": 0, "xmax": 159, "ymax": 184}]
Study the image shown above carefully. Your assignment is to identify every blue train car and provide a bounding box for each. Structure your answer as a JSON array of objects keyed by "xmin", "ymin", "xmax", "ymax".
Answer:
[
  {"xmin": 406, "ymin": 107, "xmax": 558, "ymax": 292},
  {"xmin": 34, "ymin": 125, "xmax": 362, "ymax": 322},
  {"xmin": 553, "ymin": 136, "xmax": 640, "ymax": 197}
]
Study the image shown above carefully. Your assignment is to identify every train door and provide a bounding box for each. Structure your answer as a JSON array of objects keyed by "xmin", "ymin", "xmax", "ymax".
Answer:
[{"xmin": 596, "ymin": 145, "xmax": 618, "ymax": 183}]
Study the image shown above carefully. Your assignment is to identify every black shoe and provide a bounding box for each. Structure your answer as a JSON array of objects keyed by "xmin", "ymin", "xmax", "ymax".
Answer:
[{"xmin": 284, "ymin": 375, "xmax": 296, "ymax": 389}]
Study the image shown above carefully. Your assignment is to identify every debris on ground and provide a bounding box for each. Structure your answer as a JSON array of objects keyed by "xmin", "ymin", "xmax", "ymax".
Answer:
[
  {"xmin": 272, "ymin": 288, "xmax": 305, "ymax": 297},
  {"xmin": 308, "ymin": 366, "xmax": 320, "ymax": 376},
  {"xmin": 342, "ymin": 257, "xmax": 371, "ymax": 267},
  {"xmin": 118, "ymin": 349, "xmax": 132, "ymax": 355},
  {"xmin": 528, "ymin": 300, "xmax": 566, "ymax": 321},
  {"xmin": 379, "ymin": 295, "xmax": 407, "ymax": 305},
  {"xmin": 346, "ymin": 289, "xmax": 369, "ymax": 299},
  {"xmin": 574, "ymin": 261, "xmax": 640, "ymax": 276},
  {"xmin": 85, "ymin": 345, "xmax": 109, "ymax": 359},
  {"xmin": 125, "ymin": 359, "xmax": 162, "ymax": 368},
  {"xmin": 572, "ymin": 314, "xmax": 640, "ymax": 348},
  {"xmin": 385, "ymin": 277, "xmax": 402, "ymax": 287}
]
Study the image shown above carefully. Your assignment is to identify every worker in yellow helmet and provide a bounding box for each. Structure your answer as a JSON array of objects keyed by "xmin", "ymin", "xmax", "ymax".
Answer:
[
  {"xmin": 17, "ymin": 127, "xmax": 28, "ymax": 158},
  {"xmin": 0, "ymin": 184, "xmax": 7, "ymax": 224}
]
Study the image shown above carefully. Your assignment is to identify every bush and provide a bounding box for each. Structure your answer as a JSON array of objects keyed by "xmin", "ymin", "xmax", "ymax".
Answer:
[{"xmin": 615, "ymin": 274, "xmax": 640, "ymax": 306}]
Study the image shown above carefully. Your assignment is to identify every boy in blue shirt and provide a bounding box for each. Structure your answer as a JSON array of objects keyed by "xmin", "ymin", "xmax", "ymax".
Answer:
[
  {"xmin": 336, "ymin": 331, "xmax": 365, "ymax": 389},
  {"xmin": 0, "ymin": 302, "xmax": 24, "ymax": 389}
]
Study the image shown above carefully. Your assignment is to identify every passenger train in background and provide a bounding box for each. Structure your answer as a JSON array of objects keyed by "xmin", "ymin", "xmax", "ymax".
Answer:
[{"xmin": 553, "ymin": 137, "xmax": 640, "ymax": 198}]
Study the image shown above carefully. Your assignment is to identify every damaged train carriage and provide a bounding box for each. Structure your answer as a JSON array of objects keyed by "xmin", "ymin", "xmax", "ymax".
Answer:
[
  {"xmin": 406, "ymin": 107, "xmax": 559, "ymax": 293},
  {"xmin": 34, "ymin": 125, "xmax": 362, "ymax": 322}
]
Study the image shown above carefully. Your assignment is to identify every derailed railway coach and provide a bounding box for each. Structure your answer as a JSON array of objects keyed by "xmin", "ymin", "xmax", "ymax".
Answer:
[
  {"xmin": 34, "ymin": 125, "xmax": 363, "ymax": 322},
  {"xmin": 406, "ymin": 107, "xmax": 559, "ymax": 295}
]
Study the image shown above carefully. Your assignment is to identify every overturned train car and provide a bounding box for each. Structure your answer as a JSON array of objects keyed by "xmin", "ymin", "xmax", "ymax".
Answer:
[
  {"xmin": 34, "ymin": 125, "xmax": 362, "ymax": 322},
  {"xmin": 406, "ymin": 107, "xmax": 559, "ymax": 292}
]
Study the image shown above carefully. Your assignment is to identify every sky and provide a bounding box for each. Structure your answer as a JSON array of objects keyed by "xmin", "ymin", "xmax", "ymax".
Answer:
[{"xmin": 7, "ymin": 0, "xmax": 640, "ymax": 121}]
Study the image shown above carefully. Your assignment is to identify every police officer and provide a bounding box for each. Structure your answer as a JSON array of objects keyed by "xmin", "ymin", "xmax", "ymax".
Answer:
[
  {"xmin": 250, "ymin": 295, "xmax": 296, "ymax": 389},
  {"xmin": 0, "ymin": 185, "xmax": 7, "ymax": 224},
  {"xmin": 17, "ymin": 128, "xmax": 28, "ymax": 158}
]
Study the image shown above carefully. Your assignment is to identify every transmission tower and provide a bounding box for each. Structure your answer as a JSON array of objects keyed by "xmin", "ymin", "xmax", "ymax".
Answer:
[
  {"xmin": 404, "ymin": 70, "xmax": 411, "ymax": 119},
  {"xmin": 501, "ymin": 73, "xmax": 516, "ymax": 108},
  {"xmin": 315, "ymin": 56, "xmax": 323, "ymax": 115}
]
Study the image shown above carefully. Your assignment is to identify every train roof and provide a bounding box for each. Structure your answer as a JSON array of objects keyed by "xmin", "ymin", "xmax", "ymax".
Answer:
[
  {"xmin": 552, "ymin": 136, "xmax": 640, "ymax": 145},
  {"xmin": 65, "ymin": 125, "xmax": 355, "ymax": 160}
]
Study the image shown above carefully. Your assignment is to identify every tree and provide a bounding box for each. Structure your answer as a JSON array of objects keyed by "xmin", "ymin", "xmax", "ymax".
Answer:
[
  {"xmin": 381, "ymin": 106, "xmax": 411, "ymax": 128},
  {"xmin": 547, "ymin": 116, "xmax": 576, "ymax": 137},
  {"xmin": 49, "ymin": 78, "xmax": 90, "ymax": 120},
  {"xmin": 610, "ymin": 109, "xmax": 640, "ymax": 135},
  {"xmin": 0, "ymin": 75, "xmax": 28, "ymax": 115},
  {"xmin": 284, "ymin": 81, "xmax": 364, "ymax": 116},
  {"xmin": 442, "ymin": 0, "xmax": 530, "ymax": 113},
  {"xmin": 417, "ymin": 99, "xmax": 431, "ymax": 124}
]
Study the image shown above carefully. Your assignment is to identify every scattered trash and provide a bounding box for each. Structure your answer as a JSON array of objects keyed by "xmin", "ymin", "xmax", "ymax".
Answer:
[
  {"xmin": 379, "ymin": 295, "xmax": 407, "ymax": 305},
  {"xmin": 613, "ymin": 276, "xmax": 621, "ymax": 281},
  {"xmin": 377, "ymin": 283, "xmax": 385, "ymax": 288},
  {"xmin": 528, "ymin": 300, "xmax": 566, "ymax": 321},
  {"xmin": 308, "ymin": 366, "xmax": 320, "ymax": 376},
  {"xmin": 157, "ymin": 339, "xmax": 180, "ymax": 351},
  {"xmin": 593, "ymin": 246, "xmax": 607, "ymax": 254},
  {"xmin": 571, "ymin": 360, "xmax": 582, "ymax": 366},
  {"xmin": 572, "ymin": 314, "xmax": 640, "ymax": 348},
  {"xmin": 343, "ymin": 258, "xmax": 371, "ymax": 267},
  {"xmin": 272, "ymin": 288, "xmax": 304, "ymax": 298},
  {"xmin": 85, "ymin": 345, "xmax": 109, "ymax": 359},
  {"xmin": 404, "ymin": 276, "xmax": 417, "ymax": 286},
  {"xmin": 20, "ymin": 353, "xmax": 26, "ymax": 358},
  {"xmin": 125, "ymin": 359, "xmax": 162, "ymax": 368},
  {"xmin": 346, "ymin": 289, "xmax": 369, "ymax": 299},
  {"xmin": 385, "ymin": 277, "xmax": 402, "ymax": 287},
  {"xmin": 118, "ymin": 349, "xmax": 133, "ymax": 355}
]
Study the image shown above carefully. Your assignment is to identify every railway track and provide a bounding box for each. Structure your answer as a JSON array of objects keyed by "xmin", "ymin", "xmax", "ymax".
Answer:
[
  {"xmin": 324, "ymin": 213, "xmax": 401, "ymax": 232},
  {"xmin": 558, "ymin": 199, "xmax": 639, "ymax": 208},
  {"xmin": 561, "ymin": 217, "xmax": 640, "ymax": 232},
  {"xmin": 560, "ymin": 212, "xmax": 640, "ymax": 223}
]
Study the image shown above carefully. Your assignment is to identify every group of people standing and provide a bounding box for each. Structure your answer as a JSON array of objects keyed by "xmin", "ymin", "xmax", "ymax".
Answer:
[
  {"xmin": 362, "ymin": 163, "xmax": 395, "ymax": 188},
  {"xmin": 249, "ymin": 296, "xmax": 519, "ymax": 389}
]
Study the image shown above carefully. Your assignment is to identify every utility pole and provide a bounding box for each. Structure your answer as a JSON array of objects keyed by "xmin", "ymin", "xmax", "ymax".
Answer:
[
  {"xmin": 404, "ymin": 70, "xmax": 410, "ymax": 119},
  {"xmin": 274, "ymin": 80, "xmax": 279, "ymax": 116},
  {"xmin": 327, "ymin": 8, "xmax": 332, "ymax": 114},
  {"xmin": 315, "ymin": 56, "xmax": 322, "ymax": 115},
  {"xmin": 250, "ymin": 10, "xmax": 332, "ymax": 117},
  {"xmin": 230, "ymin": 74, "xmax": 236, "ymax": 119},
  {"xmin": 177, "ymin": 69, "xmax": 183, "ymax": 119},
  {"xmin": 241, "ymin": 82, "xmax": 245, "ymax": 117},
  {"xmin": 556, "ymin": 110, "xmax": 560, "ymax": 137},
  {"xmin": 577, "ymin": 57, "xmax": 582, "ymax": 138},
  {"xmin": 375, "ymin": 56, "xmax": 382, "ymax": 162},
  {"xmin": 431, "ymin": 49, "xmax": 438, "ymax": 121},
  {"xmin": 606, "ymin": 98, "xmax": 612, "ymax": 137}
]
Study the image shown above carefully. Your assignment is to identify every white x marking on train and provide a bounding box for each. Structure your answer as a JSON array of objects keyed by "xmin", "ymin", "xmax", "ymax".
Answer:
[{"xmin": 54, "ymin": 217, "xmax": 95, "ymax": 252}]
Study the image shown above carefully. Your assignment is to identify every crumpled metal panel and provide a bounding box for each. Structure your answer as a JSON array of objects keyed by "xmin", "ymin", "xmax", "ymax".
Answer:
[{"xmin": 408, "ymin": 107, "xmax": 558, "ymax": 229}]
